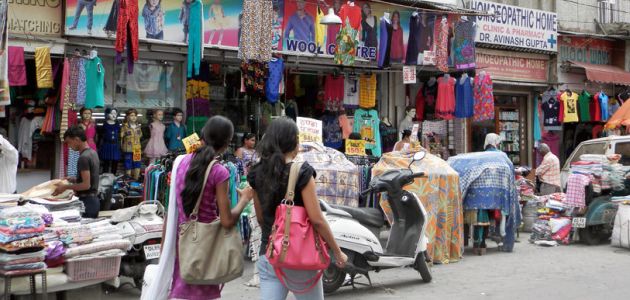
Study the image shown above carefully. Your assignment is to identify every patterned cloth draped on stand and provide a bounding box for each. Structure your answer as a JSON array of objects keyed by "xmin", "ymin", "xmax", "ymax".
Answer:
[
  {"xmin": 239, "ymin": 0, "xmax": 273, "ymax": 62},
  {"xmin": 373, "ymin": 151, "xmax": 463, "ymax": 264},
  {"xmin": 295, "ymin": 142, "xmax": 360, "ymax": 207},
  {"xmin": 447, "ymin": 151, "xmax": 520, "ymax": 252}
]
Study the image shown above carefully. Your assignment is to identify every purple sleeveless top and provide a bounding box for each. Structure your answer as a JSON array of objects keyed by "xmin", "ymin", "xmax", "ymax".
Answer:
[{"xmin": 169, "ymin": 154, "xmax": 230, "ymax": 300}]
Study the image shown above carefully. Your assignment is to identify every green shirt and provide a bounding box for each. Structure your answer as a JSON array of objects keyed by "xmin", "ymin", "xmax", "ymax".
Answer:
[{"xmin": 578, "ymin": 91, "xmax": 591, "ymax": 122}]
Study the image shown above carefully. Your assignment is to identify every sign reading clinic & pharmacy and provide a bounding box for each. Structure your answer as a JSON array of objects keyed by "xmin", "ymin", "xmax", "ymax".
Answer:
[
  {"xmin": 8, "ymin": 0, "xmax": 62, "ymax": 37},
  {"xmin": 470, "ymin": 0, "xmax": 558, "ymax": 52}
]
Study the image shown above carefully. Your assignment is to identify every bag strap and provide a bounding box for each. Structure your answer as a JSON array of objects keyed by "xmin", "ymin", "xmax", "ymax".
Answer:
[
  {"xmin": 273, "ymin": 267, "xmax": 324, "ymax": 294},
  {"xmin": 190, "ymin": 159, "xmax": 218, "ymax": 219},
  {"xmin": 284, "ymin": 162, "xmax": 303, "ymax": 202}
]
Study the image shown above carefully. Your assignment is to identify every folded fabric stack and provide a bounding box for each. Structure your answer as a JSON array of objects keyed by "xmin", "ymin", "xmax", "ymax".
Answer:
[
  {"xmin": 0, "ymin": 194, "xmax": 21, "ymax": 209},
  {"xmin": 51, "ymin": 210, "xmax": 82, "ymax": 224},
  {"xmin": 25, "ymin": 198, "xmax": 85, "ymax": 214},
  {"xmin": 529, "ymin": 193, "xmax": 574, "ymax": 245},
  {"xmin": 21, "ymin": 180, "xmax": 74, "ymax": 201},
  {"xmin": 0, "ymin": 207, "xmax": 47, "ymax": 275}
]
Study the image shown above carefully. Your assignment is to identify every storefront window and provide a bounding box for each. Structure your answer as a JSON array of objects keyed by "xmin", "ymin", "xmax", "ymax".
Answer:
[{"xmin": 111, "ymin": 59, "xmax": 182, "ymax": 109}]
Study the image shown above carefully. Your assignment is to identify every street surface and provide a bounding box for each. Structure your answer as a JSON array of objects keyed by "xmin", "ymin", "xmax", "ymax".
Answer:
[{"xmin": 104, "ymin": 234, "xmax": 630, "ymax": 300}]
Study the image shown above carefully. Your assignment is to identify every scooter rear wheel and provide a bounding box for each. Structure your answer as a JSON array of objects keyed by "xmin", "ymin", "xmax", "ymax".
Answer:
[
  {"xmin": 414, "ymin": 252, "xmax": 432, "ymax": 283},
  {"xmin": 323, "ymin": 265, "xmax": 346, "ymax": 294}
]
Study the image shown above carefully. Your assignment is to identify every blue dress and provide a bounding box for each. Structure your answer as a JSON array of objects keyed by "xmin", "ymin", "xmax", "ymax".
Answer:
[
  {"xmin": 455, "ymin": 75, "xmax": 474, "ymax": 118},
  {"xmin": 99, "ymin": 122, "xmax": 121, "ymax": 161}
]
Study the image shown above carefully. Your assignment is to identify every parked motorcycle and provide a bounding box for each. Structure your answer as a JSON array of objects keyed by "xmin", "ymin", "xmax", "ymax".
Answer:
[
  {"xmin": 111, "ymin": 201, "xmax": 164, "ymax": 289},
  {"xmin": 320, "ymin": 151, "xmax": 431, "ymax": 294},
  {"xmin": 98, "ymin": 173, "xmax": 116, "ymax": 211},
  {"xmin": 575, "ymin": 194, "xmax": 619, "ymax": 245}
]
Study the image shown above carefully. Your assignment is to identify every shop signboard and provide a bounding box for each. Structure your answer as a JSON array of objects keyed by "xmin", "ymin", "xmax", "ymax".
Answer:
[
  {"xmin": 346, "ymin": 139, "xmax": 366, "ymax": 156},
  {"xmin": 470, "ymin": 0, "xmax": 558, "ymax": 52},
  {"xmin": 182, "ymin": 133, "xmax": 201, "ymax": 154},
  {"xmin": 559, "ymin": 36, "xmax": 613, "ymax": 65},
  {"xmin": 296, "ymin": 117, "xmax": 322, "ymax": 144},
  {"xmin": 475, "ymin": 49, "xmax": 548, "ymax": 83},
  {"xmin": 8, "ymin": 0, "xmax": 63, "ymax": 37},
  {"xmin": 403, "ymin": 66, "xmax": 416, "ymax": 84}
]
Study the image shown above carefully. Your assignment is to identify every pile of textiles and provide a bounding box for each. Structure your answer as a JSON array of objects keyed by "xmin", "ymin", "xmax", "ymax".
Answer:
[
  {"xmin": 529, "ymin": 193, "xmax": 573, "ymax": 245},
  {"xmin": 0, "ymin": 207, "xmax": 47, "ymax": 275},
  {"xmin": 612, "ymin": 195, "xmax": 630, "ymax": 204},
  {"xmin": 0, "ymin": 194, "xmax": 21, "ymax": 208},
  {"xmin": 21, "ymin": 180, "xmax": 74, "ymax": 200},
  {"xmin": 24, "ymin": 198, "xmax": 85, "ymax": 214},
  {"xmin": 571, "ymin": 154, "xmax": 630, "ymax": 193}
]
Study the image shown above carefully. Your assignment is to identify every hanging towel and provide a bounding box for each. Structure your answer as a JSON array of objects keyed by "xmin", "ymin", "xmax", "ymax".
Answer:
[
  {"xmin": 187, "ymin": 0, "xmax": 204, "ymax": 77},
  {"xmin": 34, "ymin": 47, "xmax": 53, "ymax": 88},
  {"xmin": 533, "ymin": 96, "xmax": 542, "ymax": 141},
  {"xmin": 8, "ymin": 46, "xmax": 27, "ymax": 87}
]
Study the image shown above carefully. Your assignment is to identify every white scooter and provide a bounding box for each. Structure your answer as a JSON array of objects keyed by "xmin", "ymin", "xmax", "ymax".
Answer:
[
  {"xmin": 111, "ymin": 201, "xmax": 164, "ymax": 289},
  {"xmin": 320, "ymin": 151, "xmax": 432, "ymax": 294}
]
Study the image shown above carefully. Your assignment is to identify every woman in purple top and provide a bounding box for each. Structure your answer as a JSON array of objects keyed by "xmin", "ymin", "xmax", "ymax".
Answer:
[{"xmin": 169, "ymin": 116, "xmax": 252, "ymax": 300}]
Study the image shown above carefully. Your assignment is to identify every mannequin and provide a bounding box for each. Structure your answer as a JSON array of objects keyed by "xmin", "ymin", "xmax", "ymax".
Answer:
[
  {"xmin": 165, "ymin": 108, "xmax": 187, "ymax": 152},
  {"xmin": 99, "ymin": 108, "xmax": 121, "ymax": 174},
  {"xmin": 382, "ymin": 117, "xmax": 392, "ymax": 127},
  {"xmin": 144, "ymin": 109, "xmax": 168, "ymax": 164},
  {"xmin": 121, "ymin": 109, "xmax": 143, "ymax": 179},
  {"xmin": 399, "ymin": 105, "xmax": 416, "ymax": 140},
  {"xmin": 80, "ymin": 107, "xmax": 97, "ymax": 151}
]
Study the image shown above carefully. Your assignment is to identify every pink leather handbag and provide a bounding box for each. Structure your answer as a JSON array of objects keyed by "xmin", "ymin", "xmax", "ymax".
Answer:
[{"xmin": 266, "ymin": 162, "xmax": 331, "ymax": 293}]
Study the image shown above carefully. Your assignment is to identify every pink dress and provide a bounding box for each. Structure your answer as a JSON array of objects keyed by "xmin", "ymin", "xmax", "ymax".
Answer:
[
  {"xmin": 435, "ymin": 76, "xmax": 456, "ymax": 120},
  {"xmin": 144, "ymin": 122, "xmax": 168, "ymax": 158},
  {"xmin": 170, "ymin": 154, "xmax": 229, "ymax": 300},
  {"xmin": 83, "ymin": 122, "xmax": 97, "ymax": 151}
]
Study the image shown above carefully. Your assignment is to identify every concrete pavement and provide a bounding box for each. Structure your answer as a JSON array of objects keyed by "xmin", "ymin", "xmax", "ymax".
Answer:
[{"xmin": 103, "ymin": 235, "xmax": 630, "ymax": 300}]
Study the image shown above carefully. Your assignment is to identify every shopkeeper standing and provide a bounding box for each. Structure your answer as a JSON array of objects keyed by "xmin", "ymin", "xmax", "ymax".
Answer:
[{"xmin": 54, "ymin": 125, "xmax": 101, "ymax": 218}]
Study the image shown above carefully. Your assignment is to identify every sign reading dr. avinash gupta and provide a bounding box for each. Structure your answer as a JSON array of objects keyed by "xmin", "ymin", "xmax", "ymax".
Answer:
[{"xmin": 470, "ymin": 0, "xmax": 558, "ymax": 52}]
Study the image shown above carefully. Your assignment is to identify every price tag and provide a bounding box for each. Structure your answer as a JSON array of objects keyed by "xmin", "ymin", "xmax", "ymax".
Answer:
[
  {"xmin": 346, "ymin": 140, "xmax": 366, "ymax": 156},
  {"xmin": 132, "ymin": 145, "xmax": 142, "ymax": 162},
  {"xmin": 403, "ymin": 66, "xmax": 417, "ymax": 84},
  {"xmin": 182, "ymin": 133, "xmax": 202, "ymax": 154},
  {"xmin": 572, "ymin": 217, "xmax": 586, "ymax": 229},
  {"xmin": 143, "ymin": 244, "xmax": 161, "ymax": 260},
  {"xmin": 297, "ymin": 117, "xmax": 323, "ymax": 144}
]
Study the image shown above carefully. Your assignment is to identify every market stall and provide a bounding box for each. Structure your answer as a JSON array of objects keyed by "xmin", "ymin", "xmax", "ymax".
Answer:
[
  {"xmin": 372, "ymin": 150, "xmax": 463, "ymax": 264},
  {"xmin": 0, "ymin": 180, "xmax": 132, "ymax": 298}
]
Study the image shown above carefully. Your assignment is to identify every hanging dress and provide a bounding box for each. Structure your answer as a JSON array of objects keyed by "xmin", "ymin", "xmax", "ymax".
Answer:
[
  {"xmin": 473, "ymin": 73, "xmax": 495, "ymax": 122},
  {"xmin": 116, "ymin": 0, "xmax": 139, "ymax": 74},
  {"xmin": 436, "ymin": 76, "xmax": 456, "ymax": 120},
  {"xmin": 145, "ymin": 122, "xmax": 168, "ymax": 159},
  {"xmin": 455, "ymin": 75, "xmax": 474, "ymax": 118},
  {"xmin": 377, "ymin": 16, "xmax": 393, "ymax": 69}
]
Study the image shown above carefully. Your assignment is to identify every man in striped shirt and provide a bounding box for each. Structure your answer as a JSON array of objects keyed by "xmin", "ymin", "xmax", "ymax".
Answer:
[{"xmin": 536, "ymin": 143, "xmax": 562, "ymax": 195}]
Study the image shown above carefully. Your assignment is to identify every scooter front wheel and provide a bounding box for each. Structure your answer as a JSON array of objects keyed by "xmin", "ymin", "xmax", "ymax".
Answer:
[
  {"xmin": 414, "ymin": 251, "xmax": 432, "ymax": 283},
  {"xmin": 323, "ymin": 264, "xmax": 346, "ymax": 294}
]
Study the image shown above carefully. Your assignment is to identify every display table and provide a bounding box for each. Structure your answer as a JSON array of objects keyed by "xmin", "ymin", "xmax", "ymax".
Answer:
[
  {"xmin": 1, "ymin": 270, "xmax": 47, "ymax": 300},
  {"xmin": 373, "ymin": 151, "xmax": 463, "ymax": 264}
]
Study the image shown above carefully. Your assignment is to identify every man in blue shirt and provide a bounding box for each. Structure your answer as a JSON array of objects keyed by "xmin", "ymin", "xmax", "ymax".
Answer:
[{"xmin": 284, "ymin": 0, "xmax": 314, "ymax": 43}]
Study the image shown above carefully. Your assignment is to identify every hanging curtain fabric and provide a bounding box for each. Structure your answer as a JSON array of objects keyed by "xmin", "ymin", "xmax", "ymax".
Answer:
[
  {"xmin": 116, "ymin": 0, "xmax": 139, "ymax": 74},
  {"xmin": 34, "ymin": 47, "xmax": 53, "ymax": 89},
  {"xmin": 8, "ymin": 46, "xmax": 27, "ymax": 87},
  {"xmin": 239, "ymin": 0, "xmax": 273, "ymax": 62}
]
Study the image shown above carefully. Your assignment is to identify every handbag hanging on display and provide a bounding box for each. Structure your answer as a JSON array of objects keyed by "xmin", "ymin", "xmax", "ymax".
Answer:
[
  {"xmin": 178, "ymin": 159, "xmax": 244, "ymax": 284},
  {"xmin": 266, "ymin": 162, "xmax": 331, "ymax": 293}
]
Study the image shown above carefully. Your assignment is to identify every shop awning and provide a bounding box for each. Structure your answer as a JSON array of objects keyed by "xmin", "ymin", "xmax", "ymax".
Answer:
[{"xmin": 568, "ymin": 60, "xmax": 630, "ymax": 86}]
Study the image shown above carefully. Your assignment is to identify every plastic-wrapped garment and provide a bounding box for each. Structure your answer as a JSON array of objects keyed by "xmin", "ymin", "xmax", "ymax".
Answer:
[
  {"xmin": 294, "ymin": 142, "xmax": 360, "ymax": 207},
  {"xmin": 612, "ymin": 204, "xmax": 630, "ymax": 249}
]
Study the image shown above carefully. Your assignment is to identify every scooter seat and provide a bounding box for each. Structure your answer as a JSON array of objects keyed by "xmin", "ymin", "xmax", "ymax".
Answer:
[{"xmin": 329, "ymin": 205, "xmax": 385, "ymax": 228}]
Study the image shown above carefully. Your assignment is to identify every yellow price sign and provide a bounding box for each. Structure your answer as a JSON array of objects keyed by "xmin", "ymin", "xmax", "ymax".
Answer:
[
  {"xmin": 346, "ymin": 140, "xmax": 366, "ymax": 156},
  {"xmin": 182, "ymin": 133, "xmax": 202, "ymax": 154}
]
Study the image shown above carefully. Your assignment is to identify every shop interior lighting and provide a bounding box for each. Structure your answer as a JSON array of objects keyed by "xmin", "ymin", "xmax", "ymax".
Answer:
[{"xmin": 320, "ymin": 8, "xmax": 342, "ymax": 25}]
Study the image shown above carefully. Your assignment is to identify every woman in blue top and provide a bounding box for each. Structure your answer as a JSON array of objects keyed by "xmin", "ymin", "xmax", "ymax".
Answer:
[{"xmin": 165, "ymin": 108, "xmax": 187, "ymax": 152}]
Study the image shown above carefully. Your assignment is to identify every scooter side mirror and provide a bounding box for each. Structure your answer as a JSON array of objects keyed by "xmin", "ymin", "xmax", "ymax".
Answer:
[{"xmin": 408, "ymin": 151, "xmax": 426, "ymax": 169}]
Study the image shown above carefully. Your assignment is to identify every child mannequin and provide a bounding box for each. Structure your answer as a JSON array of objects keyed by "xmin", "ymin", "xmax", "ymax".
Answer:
[
  {"xmin": 99, "ymin": 108, "xmax": 122, "ymax": 174},
  {"xmin": 121, "ymin": 109, "xmax": 143, "ymax": 179},
  {"xmin": 144, "ymin": 109, "xmax": 168, "ymax": 164},
  {"xmin": 165, "ymin": 108, "xmax": 187, "ymax": 152}
]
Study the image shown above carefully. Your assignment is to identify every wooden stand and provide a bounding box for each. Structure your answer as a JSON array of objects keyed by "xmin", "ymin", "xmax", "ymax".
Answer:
[{"xmin": 1, "ymin": 270, "xmax": 47, "ymax": 300}]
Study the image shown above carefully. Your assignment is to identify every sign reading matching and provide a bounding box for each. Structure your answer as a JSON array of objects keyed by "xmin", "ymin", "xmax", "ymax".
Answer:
[
  {"xmin": 296, "ymin": 117, "xmax": 323, "ymax": 144},
  {"xmin": 345, "ymin": 140, "xmax": 366, "ymax": 156},
  {"xmin": 470, "ymin": 0, "xmax": 557, "ymax": 52},
  {"xmin": 9, "ymin": 0, "xmax": 62, "ymax": 37}
]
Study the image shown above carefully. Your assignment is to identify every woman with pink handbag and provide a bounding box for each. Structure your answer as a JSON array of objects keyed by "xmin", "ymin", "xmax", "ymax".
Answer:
[{"xmin": 248, "ymin": 117, "xmax": 348, "ymax": 299}]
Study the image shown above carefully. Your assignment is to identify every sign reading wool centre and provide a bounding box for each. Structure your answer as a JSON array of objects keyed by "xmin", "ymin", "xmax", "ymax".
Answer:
[{"xmin": 470, "ymin": 0, "xmax": 558, "ymax": 52}]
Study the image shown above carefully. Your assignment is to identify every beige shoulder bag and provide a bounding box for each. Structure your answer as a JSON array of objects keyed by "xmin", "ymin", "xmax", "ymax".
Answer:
[{"xmin": 178, "ymin": 160, "xmax": 244, "ymax": 284}]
